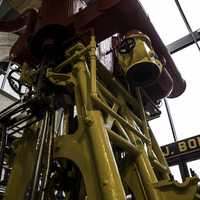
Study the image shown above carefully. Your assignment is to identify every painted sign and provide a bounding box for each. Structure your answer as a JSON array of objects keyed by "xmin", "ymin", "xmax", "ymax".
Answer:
[{"xmin": 161, "ymin": 135, "xmax": 200, "ymax": 163}]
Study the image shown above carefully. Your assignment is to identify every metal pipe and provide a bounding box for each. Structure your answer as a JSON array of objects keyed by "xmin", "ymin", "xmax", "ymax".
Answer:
[
  {"xmin": 55, "ymin": 109, "xmax": 64, "ymax": 136},
  {"xmin": 107, "ymin": 128, "xmax": 140, "ymax": 156},
  {"xmin": 91, "ymin": 94, "xmax": 150, "ymax": 144},
  {"xmin": 97, "ymin": 81, "xmax": 121, "ymax": 105},
  {"xmin": 141, "ymin": 89, "xmax": 162, "ymax": 114},
  {"xmin": 97, "ymin": 80, "xmax": 142, "ymax": 125},
  {"xmin": 30, "ymin": 112, "xmax": 49, "ymax": 200},
  {"xmin": 114, "ymin": 120, "xmax": 131, "ymax": 142},
  {"xmin": 179, "ymin": 161, "xmax": 190, "ymax": 182},
  {"xmin": 96, "ymin": 61, "xmax": 140, "ymax": 115},
  {"xmin": 90, "ymin": 35, "xmax": 97, "ymax": 95},
  {"xmin": 136, "ymin": 88, "xmax": 151, "ymax": 141},
  {"xmin": 0, "ymin": 102, "xmax": 27, "ymax": 121},
  {"xmin": 7, "ymin": 114, "xmax": 33, "ymax": 130},
  {"xmin": 174, "ymin": 0, "xmax": 200, "ymax": 52},
  {"xmin": 164, "ymin": 98, "xmax": 177, "ymax": 142},
  {"xmin": 55, "ymin": 45, "xmax": 90, "ymax": 72},
  {"xmin": 8, "ymin": 118, "xmax": 40, "ymax": 136},
  {"xmin": 40, "ymin": 112, "xmax": 55, "ymax": 200},
  {"xmin": 152, "ymin": 160, "xmax": 168, "ymax": 174},
  {"xmin": 0, "ymin": 124, "xmax": 7, "ymax": 177},
  {"xmin": 148, "ymin": 128, "xmax": 170, "ymax": 175}
]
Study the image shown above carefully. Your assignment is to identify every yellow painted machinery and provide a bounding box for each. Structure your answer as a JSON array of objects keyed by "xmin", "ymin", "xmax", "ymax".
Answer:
[{"xmin": 0, "ymin": 0, "xmax": 198, "ymax": 199}]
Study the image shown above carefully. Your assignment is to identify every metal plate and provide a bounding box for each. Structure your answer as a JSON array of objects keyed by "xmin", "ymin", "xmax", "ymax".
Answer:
[{"xmin": 0, "ymin": 89, "xmax": 17, "ymax": 112}]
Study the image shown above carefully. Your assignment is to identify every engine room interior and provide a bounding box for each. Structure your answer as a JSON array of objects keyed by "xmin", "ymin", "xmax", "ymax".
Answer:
[{"xmin": 0, "ymin": 0, "xmax": 199, "ymax": 199}]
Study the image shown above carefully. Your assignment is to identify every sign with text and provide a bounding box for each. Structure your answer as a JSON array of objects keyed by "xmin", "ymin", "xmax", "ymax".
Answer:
[{"xmin": 161, "ymin": 135, "xmax": 200, "ymax": 165}]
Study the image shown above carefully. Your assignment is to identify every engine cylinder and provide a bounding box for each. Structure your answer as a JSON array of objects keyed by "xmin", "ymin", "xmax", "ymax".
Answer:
[{"xmin": 117, "ymin": 32, "xmax": 163, "ymax": 87}]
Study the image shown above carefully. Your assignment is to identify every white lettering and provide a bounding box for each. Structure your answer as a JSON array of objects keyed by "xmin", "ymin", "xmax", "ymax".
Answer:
[
  {"xmin": 197, "ymin": 136, "xmax": 200, "ymax": 146},
  {"xmin": 162, "ymin": 146, "xmax": 170, "ymax": 156},
  {"xmin": 188, "ymin": 139, "xmax": 197, "ymax": 149},
  {"xmin": 178, "ymin": 141, "xmax": 187, "ymax": 152}
]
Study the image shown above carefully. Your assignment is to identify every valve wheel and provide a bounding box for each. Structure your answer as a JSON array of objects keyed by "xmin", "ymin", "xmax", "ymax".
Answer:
[
  {"xmin": 7, "ymin": 69, "xmax": 29, "ymax": 95},
  {"xmin": 119, "ymin": 38, "xmax": 135, "ymax": 54}
]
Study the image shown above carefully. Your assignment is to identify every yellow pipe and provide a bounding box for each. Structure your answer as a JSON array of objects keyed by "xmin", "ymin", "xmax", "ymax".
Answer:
[
  {"xmin": 136, "ymin": 151, "xmax": 162, "ymax": 200},
  {"xmin": 114, "ymin": 120, "xmax": 131, "ymax": 142},
  {"xmin": 55, "ymin": 46, "xmax": 90, "ymax": 72},
  {"xmin": 107, "ymin": 128, "xmax": 140, "ymax": 156},
  {"xmin": 74, "ymin": 51, "xmax": 126, "ymax": 199},
  {"xmin": 136, "ymin": 87, "xmax": 151, "ymax": 141},
  {"xmin": 152, "ymin": 160, "xmax": 168, "ymax": 174},
  {"xmin": 90, "ymin": 35, "xmax": 97, "ymax": 95},
  {"xmin": 97, "ymin": 81, "xmax": 142, "ymax": 126},
  {"xmin": 91, "ymin": 94, "xmax": 150, "ymax": 144}
]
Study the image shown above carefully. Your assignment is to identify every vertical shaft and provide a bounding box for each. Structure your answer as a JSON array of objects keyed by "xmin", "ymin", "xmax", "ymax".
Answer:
[
  {"xmin": 0, "ymin": 123, "xmax": 7, "ymax": 178},
  {"xmin": 164, "ymin": 98, "xmax": 177, "ymax": 142},
  {"xmin": 30, "ymin": 112, "xmax": 49, "ymax": 200},
  {"xmin": 40, "ymin": 112, "xmax": 55, "ymax": 200},
  {"xmin": 75, "ymin": 52, "xmax": 126, "ymax": 199}
]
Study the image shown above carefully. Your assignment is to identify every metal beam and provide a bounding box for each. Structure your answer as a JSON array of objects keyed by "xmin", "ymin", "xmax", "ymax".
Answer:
[
  {"xmin": 174, "ymin": 0, "xmax": 200, "ymax": 52},
  {"xmin": 167, "ymin": 31, "xmax": 200, "ymax": 54}
]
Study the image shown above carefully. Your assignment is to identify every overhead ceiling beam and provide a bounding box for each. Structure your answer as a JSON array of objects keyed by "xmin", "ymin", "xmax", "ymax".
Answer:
[{"xmin": 167, "ymin": 30, "xmax": 200, "ymax": 54}]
